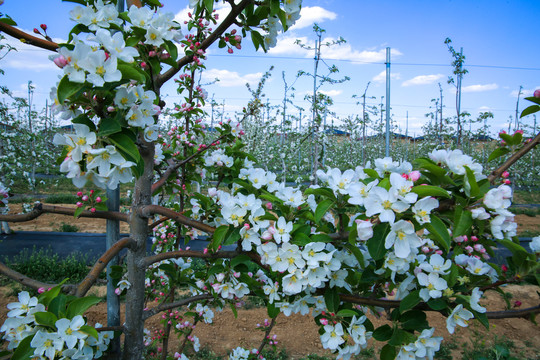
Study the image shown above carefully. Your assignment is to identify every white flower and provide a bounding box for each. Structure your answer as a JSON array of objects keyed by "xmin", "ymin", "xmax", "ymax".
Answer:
[
  {"xmin": 348, "ymin": 315, "xmax": 372, "ymax": 346},
  {"xmin": 273, "ymin": 217, "xmax": 293, "ymax": 244},
  {"xmin": 95, "ymin": 29, "xmax": 138, "ymax": 63},
  {"xmin": 365, "ymin": 186, "xmax": 409, "ymax": 224},
  {"xmin": 483, "ymin": 185, "xmax": 512, "ymax": 210},
  {"xmin": 471, "ymin": 207, "xmax": 490, "ymax": 220},
  {"xmin": 470, "ymin": 287, "xmax": 486, "ymax": 313},
  {"xmin": 56, "ymin": 315, "xmax": 88, "ymax": 349},
  {"xmin": 385, "ymin": 220, "xmax": 422, "ymax": 258},
  {"xmin": 347, "ymin": 180, "xmax": 378, "ymax": 206},
  {"xmin": 6, "ymin": 291, "xmax": 43, "ymax": 318},
  {"xmin": 355, "ymin": 219, "xmax": 373, "ymax": 241},
  {"xmin": 414, "ymin": 328, "xmax": 442, "ymax": 359},
  {"xmin": 446, "ymin": 304, "xmax": 474, "ymax": 334},
  {"xmin": 229, "ymin": 347, "xmax": 250, "ymax": 360},
  {"xmin": 30, "ymin": 330, "xmax": 64, "ymax": 360},
  {"xmin": 389, "ymin": 172, "xmax": 417, "ymax": 204},
  {"xmin": 80, "ymin": 51, "xmax": 121, "ymax": 87},
  {"xmin": 417, "ymin": 272, "xmax": 448, "ymax": 301},
  {"xmin": 418, "ymin": 254, "xmax": 451, "ymax": 275},
  {"xmin": 412, "ymin": 197, "xmax": 439, "ymax": 224},
  {"xmin": 320, "ymin": 323, "xmax": 345, "ymax": 350}
]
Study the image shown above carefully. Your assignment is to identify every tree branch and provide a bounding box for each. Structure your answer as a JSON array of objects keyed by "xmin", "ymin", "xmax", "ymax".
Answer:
[
  {"xmin": 142, "ymin": 294, "xmax": 213, "ymax": 320},
  {"xmin": 151, "ymin": 133, "xmax": 228, "ymax": 194},
  {"xmin": 488, "ymin": 131, "xmax": 540, "ymax": 183},
  {"xmin": 257, "ymin": 317, "xmax": 277, "ymax": 355},
  {"xmin": 142, "ymin": 249, "xmax": 249, "ymax": 268},
  {"xmin": 0, "ymin": 22, "xmax": 59, "ymax": 52},
  {"xmin": 140, "ymin": 204, "xmax": 215, "ymax": 234},
  {"xmin": 156, "ymin": 0, "xmax": 253, "ymax": 87},
  {"xmin": 0, "ymin": 261, "xmax": 58, "ymax": 291},
  {"xmin": 0, "ymin": 203, "xmax": 129, "ymax": 223},
  {"xmin": 75, "ymin": 237, "xmax": 135, "ymax": 297}
]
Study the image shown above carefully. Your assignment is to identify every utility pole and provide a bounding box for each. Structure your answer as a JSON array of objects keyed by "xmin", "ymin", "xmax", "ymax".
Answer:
[
  {"xmin": 385, "ymin": 47, "xmax": 391, "ymax": 157},
  {"xmin": 360, "ymin": 82, "xmax": 370, "ymax": 166},
  {"xmin": 439, "ymin": 82, "xmax": 444, "ymax": 145},
  {"xmin": 27, "ymin": 81, "xmax": 36, "ymax": 190},
  {"xmin": 514, "ymin": 85, "xmax": 523, "ymax": 131}
]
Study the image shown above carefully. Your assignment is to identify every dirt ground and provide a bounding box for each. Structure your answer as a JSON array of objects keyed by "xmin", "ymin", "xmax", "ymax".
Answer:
[
  {"xmin": 0, "ymin": 285, "xmax": 539, "ymax": 359},
  {"xmin": 2, "ymin": 203, "xmax": 540, "ymax": 358}
]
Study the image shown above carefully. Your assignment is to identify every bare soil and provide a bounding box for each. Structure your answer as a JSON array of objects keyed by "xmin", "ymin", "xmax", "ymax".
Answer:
[
  {"xmin": 0, "ymin": 285, "xmax": 539, "ymax": 359},
  {"xmin": 2, "ymin": 203, "xmax": 540, "ymax": 358}
]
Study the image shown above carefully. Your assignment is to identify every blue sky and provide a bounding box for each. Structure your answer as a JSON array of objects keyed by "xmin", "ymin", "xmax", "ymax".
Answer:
[{"xmin": 1, "ymin": 0, "xmax": 539, "ymax": 136}]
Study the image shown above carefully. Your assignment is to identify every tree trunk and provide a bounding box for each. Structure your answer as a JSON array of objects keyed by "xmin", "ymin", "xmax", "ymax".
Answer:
[{"xmin": 122, "ymin": 137, "xmax": 155, "ymax": 360}]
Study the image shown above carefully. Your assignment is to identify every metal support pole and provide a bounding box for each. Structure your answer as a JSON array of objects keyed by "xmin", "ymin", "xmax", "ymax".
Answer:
[{"xmin": 385, "ymin": 47, "xmax": 391, "ymax": 157}]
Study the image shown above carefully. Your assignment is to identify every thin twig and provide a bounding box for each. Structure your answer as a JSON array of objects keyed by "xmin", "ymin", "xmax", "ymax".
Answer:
[
  {"xmin": 257, "ymin": 317, "xmax": 277, "ymax": 355},
  {"xmin": 0, "ymin": 22, "xmax": 58, "ymax": 51},
  {"xmin": 75, "ymin": 238, "xmax": 135, "ymax": 297},
  {"xmin": 140, "ymin": 205, "xmax": 215, "ymax": 234},
  {"xmin": 488, "ymin": 131, "xmax": 540, "ymax": 183},
  {"xmin": 142, "ymin": 294, "xmax": 213, "ymax": 320}
]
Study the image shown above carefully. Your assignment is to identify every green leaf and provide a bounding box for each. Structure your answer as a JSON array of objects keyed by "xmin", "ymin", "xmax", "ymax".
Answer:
[
  {"xmin": 373, "ymin": 324, "xmax": 393, "ymax": 341},
  {"xmin": 344, "ymin": 243, "xmax": 365, "ymax": 268},
  {"xmin": 291, "ymin": 233, "xmax": 312, "ymax": 247},
  {"xmin": 80, "ymin": 325, "xmax": 99, "ymax": 340},
  {"xmin": 336, "ymin": 309, "xmax": 358, "ymax": 317},
  {"xmin": 367, "ymin": 222, "xmax": 389, "ymax": 260},
  {"xmin": 324, "ymin": 287, "xmax": 340, "ymax": 314},
  {"xmin": 363, "ymin": 168, "xmax": 379, "ymax": 178},
  {"xmin": 401, "ymin": 310, "xmax": 429, "ymax": 330},
  {"xmin": 38, "ymin": 279, "xmax": 68, "ymax": 307},
  {"xmin": 496, "ymin": 239, "xmax": 532, "ymax": 266},
  {"xmin": 380, "ymin": 344, "xmax": 397, "ymax": 360},
  {"xmin": 230, "ymin": 255, "xmax": 252, "ymax": 269},
  {"xmin": 71, "ymin": 114, "xmax": 97, "ymax": 132},
  {"xmin": 424, "ymin": 215, "xmax": 450, "ymax": 253},
  {"xmin": 524, "ymin": 96, "xmax": 540, "ymax": 106},
  {"xmin": 11, "ymin": 334, "xmax": 35, "ymax": 360},
  {"xmin": 98, "ymin": 114, "xmax": 123, "ymax": 137},
  {"xmin": 411, "ymin": 185, "xmax": 450, "ymax": 199},
  {"xmin": 427, "ymin": 298, "xmax": 447, "ymax": 310},
  {"xmin": 311, "ymin": 233, "xmax": 333, "ymax": 243},
  {"xmin": 48, "ymin": 295, "xmax": 68, "ymax": 318},
  {"xmin": 521, "ymin": 104, "xmax": 540, "ymax": 118},
  {"xmin": 118, "ymin": 63, "xmax": 147, "ymax": 84},
  {"xmin": 415, "ymin": 158, "xmax": 447, "ymax": 177},
  {"xmin": 454, "ymin": 209, "xmax": 473, "ymax": 237},
  {"xmin": 210, "ymin": 225, "xmax": 229, "ymax": 251},
  {"xmin": 66, "ymin": 296, "xmax": 102, "ymax": 318},
  {"xmin": 267, "ymin": 302, "xmax": 280, "ymax": 318},
  {"xmin": 487, "ymin": 147, "xmax": 510, "ymax": 162},
  {"xmin": 304, "ymin": 187, "xmax": 336, "ymax": 201},
  {"xmin": 204, "ymin": 0, "xmax": 214, "ymax": 12},
  {"xmin": 399, "ymin": 290, "xmax": 421, "ymax": 313},
  {"xmin": 464, "ymin": 166, "xmax": 480, "ymax": 198},
  {"xmin": 314, "ymin": 199, "xmax": 334, "ymax": 223},
  {"xmin": 0, "ymin": 16, "xmax": 17, "ymax": 26},
  {"xmin": 108, "ymin": 132, "xmax": 141, "ymax": 164},
  {"xmin": 34, "ymin": 311, "xmax": 58, "ymax": 328},
  {"xmin": 223, "ymin": 227, "xmax": 241, "ymax": 246},
  {"xmin": 57, "ymin": 76, "xmax": 85, "ymax": 104}
]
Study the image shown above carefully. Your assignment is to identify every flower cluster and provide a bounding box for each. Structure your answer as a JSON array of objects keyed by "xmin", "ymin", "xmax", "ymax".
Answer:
[{"xmin": 0, "ymin": 291, "xmax": 111, "ymax": 359}]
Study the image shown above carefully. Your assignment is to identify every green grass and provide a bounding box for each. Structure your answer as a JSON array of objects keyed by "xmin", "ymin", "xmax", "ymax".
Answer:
[
  {"xmin": 513, "ymin": 190, "xmax": 540, "ymax": 205},
  {"xmin": 2, "ymin": 246, "xmax": 97, "ymax": 284},
  {"xmin": 55, "ymin": 222, "xmax": 79, "ymax": 232},
  {"xmin": 510, "ymin": 207, "xmax": 540, "ymax": 217}
]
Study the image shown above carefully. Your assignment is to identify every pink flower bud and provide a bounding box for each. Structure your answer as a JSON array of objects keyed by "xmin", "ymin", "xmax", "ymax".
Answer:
[
  {"xmin": 503, "ymin": 179, "xmax": 511, "ymax": 185},
  {"xmin": 96, "ymin": 196, "xmax": 101, "ymax": 203},
  {"xmin": 265, "ymin": 202, "xmax": 273, "ymax": 210},
  {"xmin": 76, "ymin": 201, "xmax": 83, "ymax": 207},
  {"xmin": 90, "ymin": 207, "xmax": 96, "ymax": 213},
  {"xmin": 90, "ymin": 190, "xmax": 94, "ymax": 195},
  {"xmin": 435, "ymin": 250, "xmax": 443, "ymax": 255},
  {"xmin": 38, "ymin": 287, "xmax": 46, "ymax": 294},
  {"xmin": 53, "ymin": 55, "xmax": 68, "ymax": 68},
  {"xmin": 502, "ymin": 171, "xmax": 510, "ymax": 178},
  {"xmin": 227, "ymin": 47, "xmax": 233, "ymax": 54},
  {"xmin": 320, "ymin": 318, "xmax": 328, "ymax": 325},
  {"xmin": 409, "ymin": 171, "xmax": 421, "ymax": 182},
  {"xmin": 534, "ymin": 89, "xmax": 540, "ymax": 98},
  {"xmin": 33, "ymin": 28, "xmax": 40, "ymax": 34},
  {"xmin": 149, "ymin": 50, "xmax": 157, "ymax": 57},
  {"xmin": 82, "ymin": 195, "xmax": 89, "ymax": 201},
  {"xmin": 465, "ymin": 246, "xmax": 473, "ymax": 253},
  {"xmin": 40, "ymin": 24, "xmax": 47, "ymax": 31},
  {"xmin": 77, "ymin": 191, "xmax": 83, "ymax": 197},
  {"xmin": 107, "ymin": 106, "xmax": 115, "ymax": 112},
  {"xmin": 115, "ymin": 288, "xmax": 121, "ymax": 295},
  {"xmin": 501, "ymin": 264, "xmax": 508, "ymax": 272},
  {"xmin": 514, "ymin": 300, "xmax": 522, "ymax": 307},
  {"xmin": 471, "ymin": 236, "xmax": 478, "ymax": 242}
]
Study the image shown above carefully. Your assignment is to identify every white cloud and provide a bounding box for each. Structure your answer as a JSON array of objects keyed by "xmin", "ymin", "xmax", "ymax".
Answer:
[
  {"xmin": 201, "ymin": 68, "xmax": 263, "ymax": 87},
  {"xmin": 319, "ymin": 89, "xmax": 342, "ymax": 97},
  {"xmin": 401, "ymin": 74, "xmax": 444, "ymax": 87},
  {"xmin": 269, "ymin": 34, "xmax": 402, "ymax": 64},
  {"xmin": 289, "ymin": 6, "xmax": 337, "ymax": 30},
  {"xmin": 509, "ymin": 87, "xmax": 539, "ymax": 97},
  {"xmin": 462, "ymin": 83, "xmax": 498, "ymax": 93},
  {"xmin": 372, "ymin": 70, "xmax": 401, "ymax": 83}
]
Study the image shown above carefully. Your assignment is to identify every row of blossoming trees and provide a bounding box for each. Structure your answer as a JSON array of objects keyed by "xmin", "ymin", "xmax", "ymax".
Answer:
[{"xmin": 0, "ymin": 0, "xmax": 540, "ymax": 359}]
